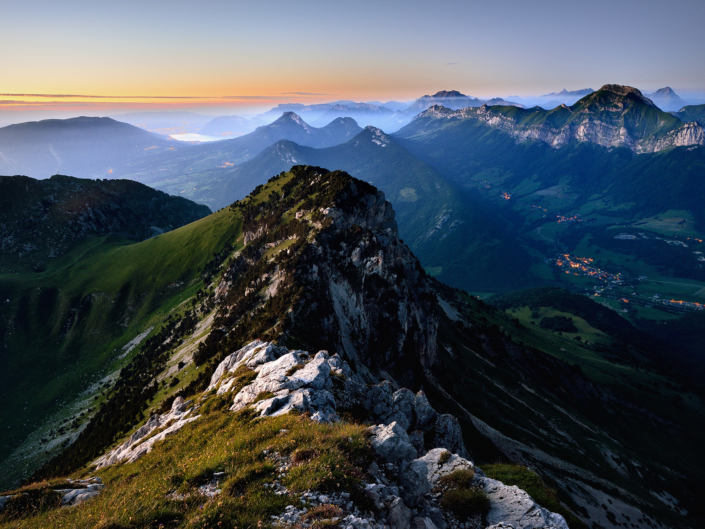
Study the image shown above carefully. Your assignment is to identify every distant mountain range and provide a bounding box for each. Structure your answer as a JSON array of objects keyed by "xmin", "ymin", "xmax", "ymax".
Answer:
[
  {"xmin": 0, "ymin": 113, "xmax": 362, "ymax": 183},
  {"xmin": 543, "ymin": 88, "xmax": 595, "ymax": 97},
  {"xmin": 196, "ymin": 126, "xmax": 534, "ymax": 291},
  {"xmin": 406, "ymin": 85, "xmax": 704, "ymax": 153},
  {"xmin": 4, "ymin": 87, "xmax": 705, "ymax": 297},
  {"xmin": 208, "ymin": 91, "xmax": 525, "ymax": 134},
  {"xmin": 673, "ymin": 104, "xmax": 705, "ymax": 126},
  {"xmin": 507, "ymin": 89, "xmax": 595, "ymax": 109}
]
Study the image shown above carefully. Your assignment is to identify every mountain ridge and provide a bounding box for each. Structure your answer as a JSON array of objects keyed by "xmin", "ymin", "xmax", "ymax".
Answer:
[{"xmin": 407, "ymin": 84, "xmax": 704, "ymax": 153}]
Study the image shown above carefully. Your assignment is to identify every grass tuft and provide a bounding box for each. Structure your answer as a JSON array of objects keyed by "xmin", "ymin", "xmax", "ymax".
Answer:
[
  {"xmin": 439, "ymin": 468, "xmax": 475, "ymax": 489},
  {"xmin": 440, "ymin": 488, "xmax": 490, "ymax": 521}
]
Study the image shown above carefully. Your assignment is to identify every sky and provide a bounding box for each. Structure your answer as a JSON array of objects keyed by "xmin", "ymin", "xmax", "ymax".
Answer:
[{"xmin": 2, "ymin": 0, "xmax": 705, "ymax": 118}]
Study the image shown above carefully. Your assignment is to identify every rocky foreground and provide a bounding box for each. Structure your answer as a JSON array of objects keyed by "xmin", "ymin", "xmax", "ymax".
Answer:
[{"xmin": 78, "ymin": 340, "xmax": 570, "ymax": 529}]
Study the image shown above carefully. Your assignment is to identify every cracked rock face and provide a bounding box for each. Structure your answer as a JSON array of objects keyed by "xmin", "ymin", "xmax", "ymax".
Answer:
[{"xmin": 208, "ymin": 340, "xmax": 343, "ymax": 423}]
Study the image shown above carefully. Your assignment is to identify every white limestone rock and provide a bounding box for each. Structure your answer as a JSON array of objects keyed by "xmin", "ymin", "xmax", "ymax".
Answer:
[
  {"xmin": 477, "ymin": 476, "xmax": 569, "ymax": 529},
  {"xmin": 209, "ymin": 342, "xmax": 345, "ymax": 423},
  {"xmin": 367, "ymin": 422, "xmax": 417, "ymax": 464},
  {"xmin": 60, "ymin": 488, "xmax": 101, "ymax": 507},
  {"xmin": 399, "ymin": 448, "xmax": 475, "ymax": 506},
  {"xmin": 92, "ymin": 397, "xmax": 199, "ymax": 469}
]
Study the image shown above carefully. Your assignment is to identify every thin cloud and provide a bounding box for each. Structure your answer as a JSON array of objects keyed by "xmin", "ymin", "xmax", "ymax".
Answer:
[
  {"xmin": 0, "ymin": 93, "xmax": 210, "ymax": 99},
  {"xmin": 280, "ymin": 92, "xmax": 332, "ymax": 96},
  {"xmin": 2, "ymin": 93, "xmax": 333, "ymax": 100}
]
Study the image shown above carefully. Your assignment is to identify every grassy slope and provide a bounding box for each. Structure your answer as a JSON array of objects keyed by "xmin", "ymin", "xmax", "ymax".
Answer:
[
  {"xmin": 0, "ymin": 406, "xmax": 577, "ymax": 529},
  {"xmin": 0, "ymin": 207, "xmax": 242, "ymax": 489},
  {"xmin": 0, "ymin": 410, "xmax": 371, "ymax": 528}
]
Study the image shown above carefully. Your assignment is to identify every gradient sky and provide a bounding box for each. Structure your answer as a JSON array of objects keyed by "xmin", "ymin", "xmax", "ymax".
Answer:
[{"xmin": 2, "ymin": 0, "xmax": 704, "ymax": 115}]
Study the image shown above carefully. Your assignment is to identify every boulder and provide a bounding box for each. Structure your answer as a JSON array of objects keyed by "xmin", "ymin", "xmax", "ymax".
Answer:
[
  {"xmin": 399, "ymin": 448, "xmax": 474, "ymax": 506},
  {"xmin": 408, "ymin": 430, "xmax": 426, "ymax": 458},
  {"xmin": 291, "ymin": 352, "xmax": 332, "ymax": 390},
  {"xmin": 478, "ymin": 477, "xmax": 569, "ymax": 529},
  {"xmin": 60, "ymin": 488, "xmax": 101, "ymax": 506},
  {"xmin": 432, "ymin": 414, "xmax": 468, "ymax": 458},
  {"xmin": 252, "ymin": 388, "xmax": 338, "ymax": 423},
  {"xmin": 328, "ymin": 353, "xmax": 354, "ymax": 378},
  {"xmin": 386, "ymin": 496, "xmax": 412, "ymax": 529},
  {"xmin": 414, "ymin": 392, "xmax": 437, "ymax": 430},
  {"xmin": 0, "ymin": 496, "xmax": 10, "ymax": 511},
  {"xmin": 367, "ymin": 422, "xmax": 417, "ymax": 464},
  {"xmin": 365, "ymin": 381, "xmax": 394, "ymax": 420},
  {"xmin": 388, "ymin": 389, "xmax": 416, "ymax": 431},
  {"xmin": 208, "ymin": 340, "xmax": 290, "ymax": 392}
]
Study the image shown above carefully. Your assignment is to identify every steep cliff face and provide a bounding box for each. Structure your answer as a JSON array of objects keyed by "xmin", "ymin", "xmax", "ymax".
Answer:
[
  {"xmin": 413, "ymin": 85, "xmax": 704, "ymax": 153},
  {"xmin": 210, "ymin": 167, "xmax": 439, "ymax": 386}
]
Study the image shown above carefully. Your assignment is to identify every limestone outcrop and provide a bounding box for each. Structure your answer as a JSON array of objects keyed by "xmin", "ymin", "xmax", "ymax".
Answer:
[
  {"xmin": 92, "ymin": 396, "xmax": 199, "ymax": 469},
  {"xmin": 203, "ymin": 340, "xmax": 570, "ymax": 529},
  {"xmin": 89, "ymin": 339, "xmax": 572, "ymax": 528}
]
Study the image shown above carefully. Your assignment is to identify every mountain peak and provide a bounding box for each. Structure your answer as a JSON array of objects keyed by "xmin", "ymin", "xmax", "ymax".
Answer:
[
  {"xmin": 325, "ymin": 116, "xmax": 359, "ymax": 127},
  {"xmin": 430, "ymin": 90, "xmax": 466, "ymax": 98},
  {"xmin": 360, "ymin": 125, "xmax": 392, "ymax": 146},
  {"xmin": 653, "ymin": 86, "xmax": 676, "ymax": 96},
  {"xmin": 597, "ymin": 84, "xmax": 657, "ymax": 107},
  {"xmin": 277, "ymin": 111, "xmax": 309, "ymax": 126},
  {"xmin": 643, "ymin": 87, "xmax": 688, "ymax": 111}
]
